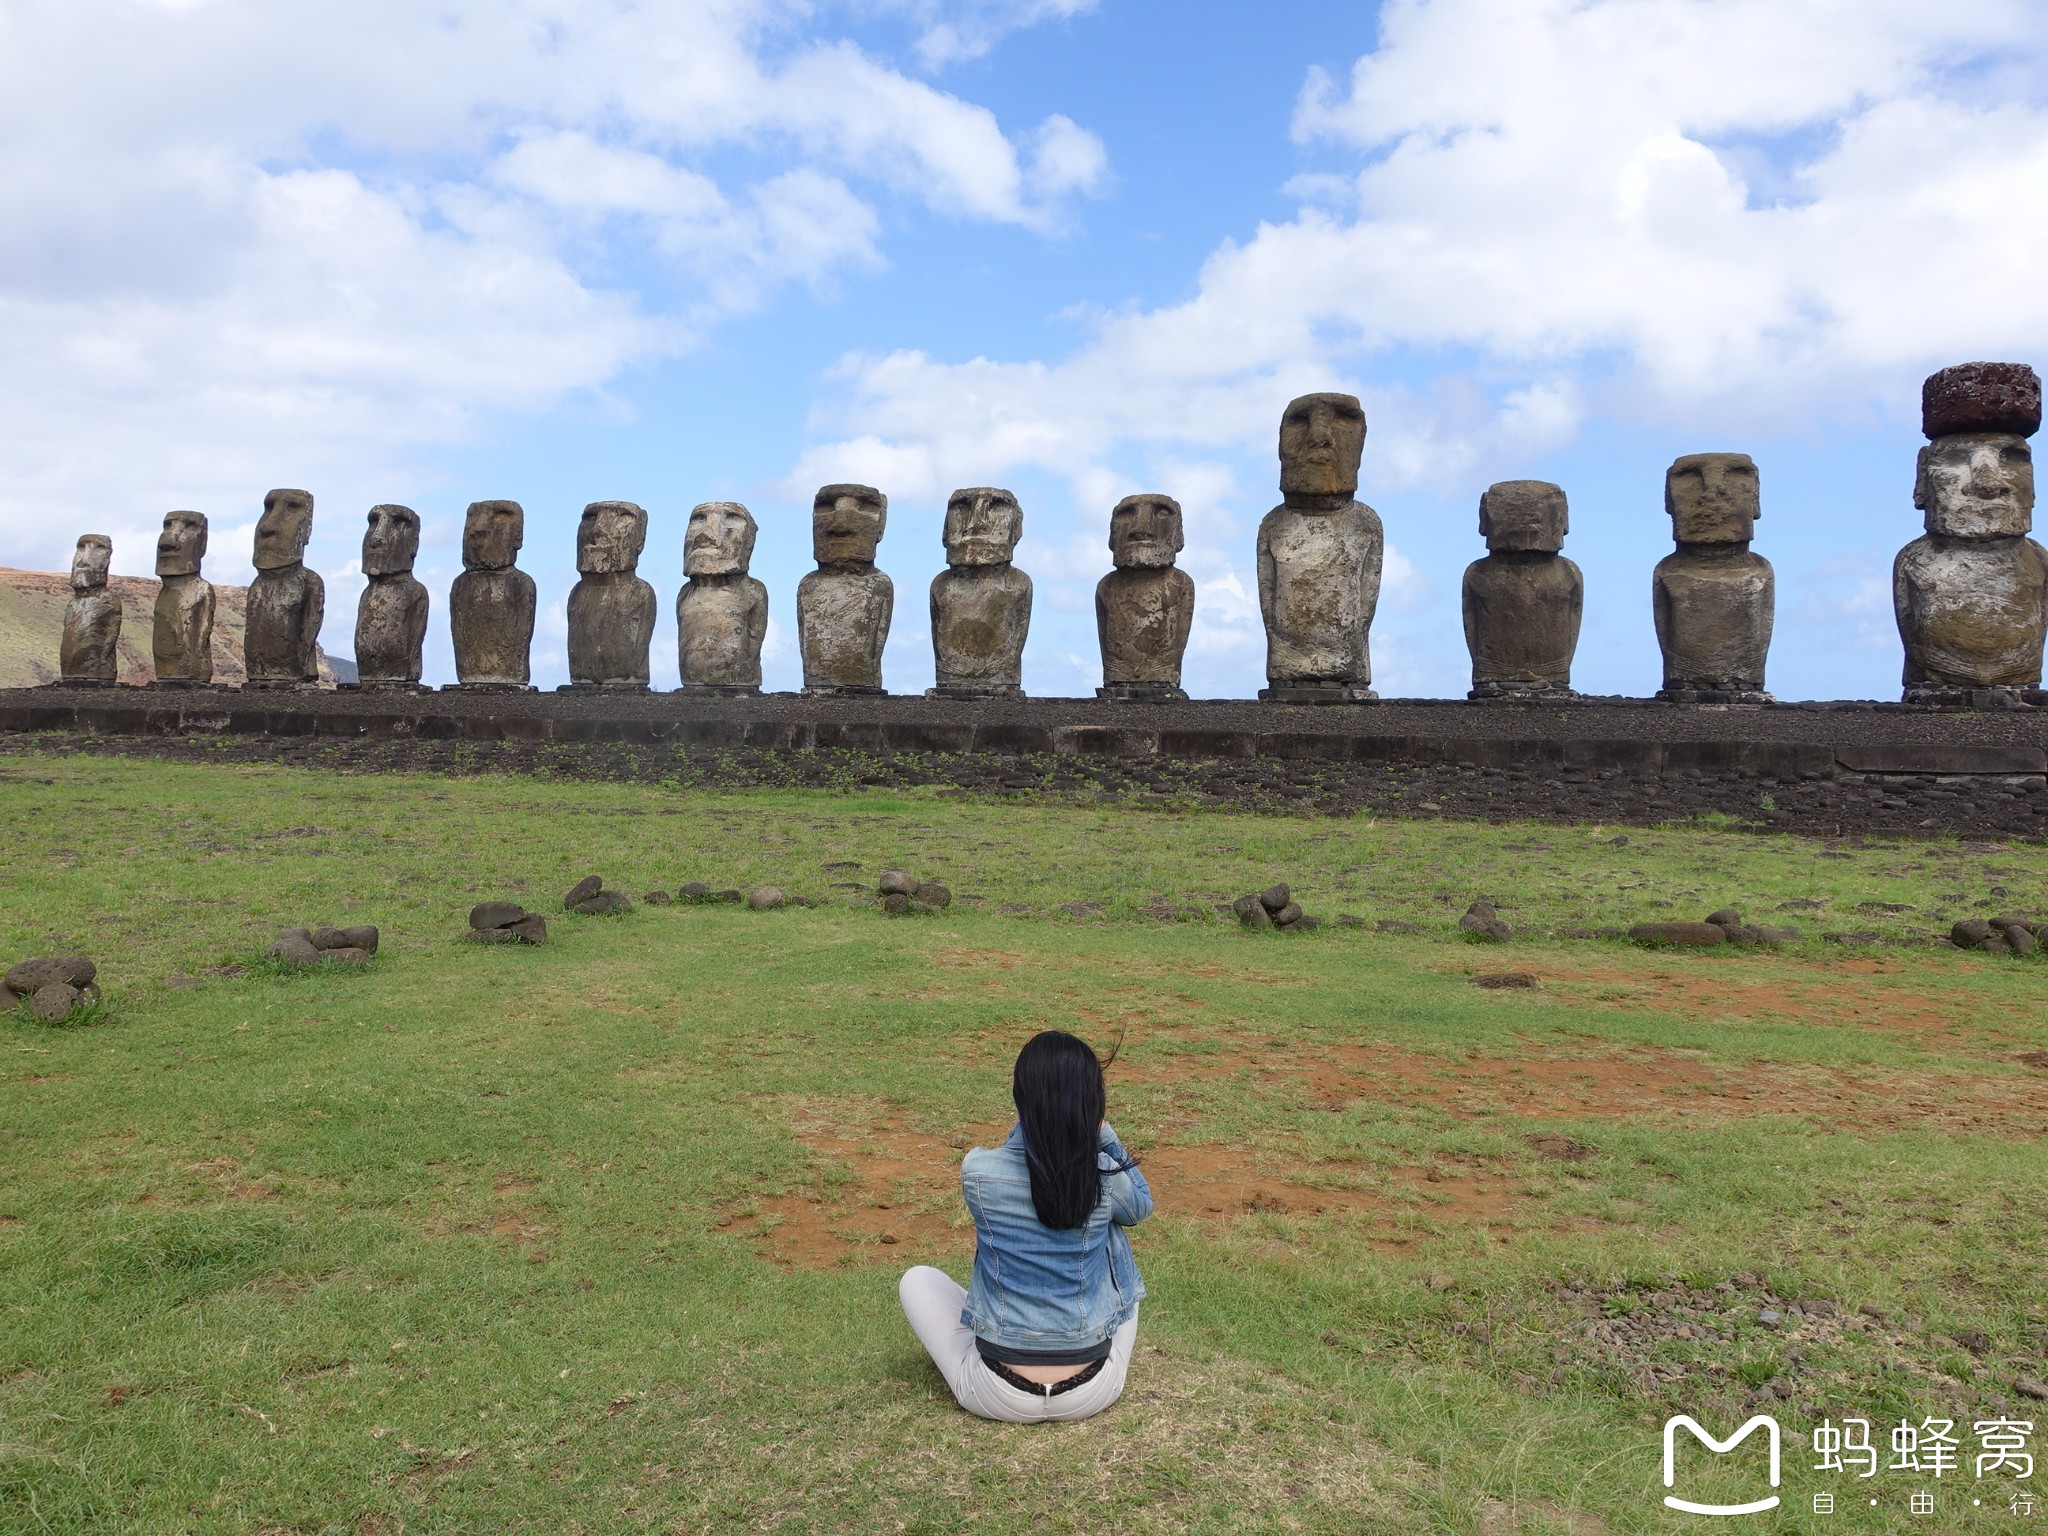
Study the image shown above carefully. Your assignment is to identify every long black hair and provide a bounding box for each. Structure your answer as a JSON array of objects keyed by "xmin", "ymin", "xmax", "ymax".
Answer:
[{"xmin": 1012, "ymin": 1029, "xmax": 1134, "ymax": 1230}]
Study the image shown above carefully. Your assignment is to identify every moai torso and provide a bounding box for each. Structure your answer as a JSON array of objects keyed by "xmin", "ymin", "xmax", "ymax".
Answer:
[
  {"xmin": 799, "ymin": 484, "xmax": 893, "ymax": 693},
  {"xmin": 1462, "ymin": 480, "xmax": 1579, "ymax": 697},
  {"xmin": 1654, "ymin": 546, "xmax": 1774, "ymax": 691},
  {"xmin": 568, "ymin": 500, "xmax": 655, "ymax": 688},
  {"xmin": 151, "ymin": 511, "xmax": 213, "ymax": 684},
  {"xmin": 245, "ymin": 489, "xmax": 324, "ymax": 684},
  {"xmin": 60, "ymin": 535, "xmax": 121, "ymax": 684},
  {"xmin": 677, "ymin": 577, "xmax": 768, "ymax": 687},
  {"xmin": 1257, "ymin": 503, "xmax": 1383, "ymax": 684},
  {"xmin": 1098, "ymin": 568, "xmax": 1195, "ymax": 687},
  {"xmin": 451, "ymin": 500, "xmax": 535, "ymax": 687},
  {"xmin": 356, "ymin": 575, "xmax": 429, "ymax": 684},
  {"xmin": 931, "ymin": 566, "xmax": 1032, "ymax": 688},
  {"xmin": 798, "ymin": 566, "xmax": 893, "ymax": 691},
  {"xmin": 1893, "ymin": 364, "xmax": 2044, "ymax": 699}
]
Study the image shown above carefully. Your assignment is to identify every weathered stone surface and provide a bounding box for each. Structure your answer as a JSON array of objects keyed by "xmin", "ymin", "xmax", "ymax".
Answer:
[
  {"xmin": 60, "ymin": 535, "xmax": 121, "ymax": 684},
  {"xmin": 914, "ymin": 882, "xmax": 952, "ymax": 909},
  {"xmin": 799, "ymin": 484, "xmax": 893, "ymax": 695},
  {"xmin": 568, "ymin": 501, "xmax": 656, "ymax": 689},
  {"xmin": 1923, "ymin": 362, "xmax": 2041, "ymax": 439},
  {"xmin": 573, "ymin": 891, "xmax": 633, "ymax": 916},
  {"xmin": 307, "ymin": 924, "xmax": 378, "ymax": 953},
  {"xmin": 1257, "ymin": 394, "xmax": 1382, "ymax": 698},
  {"xmin": 747, "ymin": 886, "xmax": 783, "ymax": 910},
  {"xmin": 1630, "ymin": 920, "xmax": 1727, "ymax": 946},
  {"xmin": 322, "ymin": 946, "xmax": 369, "ymax": 966},
  {"xmin": 878, "ymin": 869, "xmax": 918, "ymax": 896},
  {"xmin": 1464, "ymin": 481, "xmax": 1581, "ymax": 698},
  {"xmin": 679, "ymin": 882, "xmax": 711, "ymax": 901},
  {"xmin": 470, "ymin": 901, "xmax": 525, "ymax": 930},
  {"xmin": 1459, "ymin": 900, "xmax": 1510, "ymax": 941},
  {"xmin": 1234, "ymin": 894, "xmax": 1274, "ymax": 929},
  {"xmin": 1655, "ymin": 454, "xmax": 1774, "ymax": 700},
  {"xmin": 677, "ymin": 502, "xmax": 767, "ymax": 691},
  {"xmin": 1097, "ymin": 494, "xmax": 1194, "ymax": 700},
  {"xmin": 1916, "ymin": 435, "xmax": 2035, "ymax": 540},
  {"xmin": 1259, "ymin": 884, "xmax": 1291, "ymax": 912},
  {"xmin": 644, "ymin": 890, "xmax": 672, "ymax": 906},
  {"xmin": 508, "ymin": 913, "xmax": 548, "ymax": 943},
  {"xmin": 1952, "ymin": 919, "xmax": 1996, "ymax": 946},
  {"xmin": 930, "ymin": 488, "xmax": 1031, "ymax": 696},
  {"xmin": 882, "ymin": 891, "xmax": 911, "ymax": 914},
  {"xmin": 1894, "ymin": 536, "xmax": 2048, "ymax": 689},
  {"xmin": 269, "ymin": 932, "xmax": 321, "ymax": 968},
  {"xmin": 245, "ymin": 489, "xmax": 324, "ymax": 686},
  {"xmin": 564, "ymin": 875, "xmax": 603, "ymax": 908},
  {"xmin": 356, "ymin": 505, "xmax": 428, "ymax": 687},
  {"xmin": 30, "ymin": 983, "xmax": 80, "ymax": 1022},
  {"xmin": 307, "ymin": 925, "xmax": 350, "ymax": 950},
  {"xmin": 1705, "ymin": 908, "xmax": 1743, "ymax": 928},
  {"xmin": 5, "ymin": 957, "xmax": 95, "ymax": 994},
  {"xmin": 451, "ymin": 501, "xmax": 536, "ymax": 687},
  {"xmin": 152, "ymin": 511, "xmax": 214, "ymax": 685},
  {"xmin": 1271, "ymin": 901, "xmax": 1304, "ymax": 928}
]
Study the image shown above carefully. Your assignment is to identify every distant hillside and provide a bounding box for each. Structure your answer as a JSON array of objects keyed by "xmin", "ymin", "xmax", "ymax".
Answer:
[{"xmin": 0, "ymin": 567, "xmax": 343, "ymax": 688}]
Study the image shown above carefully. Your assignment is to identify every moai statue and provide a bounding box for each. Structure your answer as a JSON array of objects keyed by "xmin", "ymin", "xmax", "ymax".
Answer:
[
  {"xmin": 244, "ymin": 488, "xmax": 325, "ymax": 687},
  {"xmin": 1096, "ymin": 493, "xmax": 1195, "ymax": 701},
  {"xmin": 448, "ymin": 500, "xmax": 536, "ymax": 689},
  {"xmin": 929, "ymin": 488, "xmax": 1032, "ymax": 698},
  {"xmin": 1256, "ymin": 392, "xmax": 1383, "ymax": 702},
  {"xmin": 354, "ymin": 504, "xmax": 430, "ymax": 689},
  {"xmin": 151, "ymin": 510, "xmax": 214, "ymax": 686},
  {"xmin": 797, "ymin": 483, "xmax": 893, "ymax": 695},
  {"xmin": 59, "ymin": 534, "xmax": 121, "ymax": 685},
  {"xmin": 1654, "ymin": 454, "xmax": 1774, "ymax": 702},
  {"xmin": 676, "ymin": 501, "xmax": 768, "ymax": 693},
  {"xmin": 1895, "ymin": 362, "xmax": 2047, "ymax": 706},
  {"xmin": 565, "ymin": 501, "xmax": 656, "ymax": 690},
  {"xmin": 1462, "ymin": 480, "xmax": 1582, "ymax": 700}
]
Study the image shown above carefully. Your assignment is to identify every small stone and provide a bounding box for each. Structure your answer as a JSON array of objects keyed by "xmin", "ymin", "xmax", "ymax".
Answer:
[
  {"xmin": 5, "ymin": 956, "xmax": 97, "ymax": 994},
  {"xmin": 1271, "ymin": 902, "xmax": 1304, "ymax": 928},
  {"xmin": 712, "ymin": 889, "xmax": 743, "ymax": 904},
  {"xmin": 30, "ymin": 983, "xmax": 80, "ymax": 1022},
  {"xmin": 747, "ymin": 887, "xmax": 784, "ymax": 911},
  {"xmin": 1629, "ymin": 920, "xmax": 1726, "ymax": 947},
  {"xmin": 470, "ymin": 902, "xmax": 525, "ymax": 930},
  {"xmin": 339, "ymin": 925, "xmax": 379, "ymax": 953},
  {"xmin": 1425, "ymin": 1273, "xmax": 1454, "ymax": 1291},
  {"xmin": 269, "ymin": 933, "xmax": 321, "ymax": 968},
  {"xmin": 574, "ymin": 892, "xmax": 633, "ymax": 916},
  {"xmin": 1952, "ymin": 919, "xmax": 1996, "ymax": 946},
  {"xmin": 1470, "ymin": 971, "xmax": 1538, "ymax": 989},
  {"xmin": 882, "ymin": 892, "xmax": 910, "ymax": 914},
  {"xmin": 1705, "ymin": 908, "xmax": 1743, "ymax": 928},
  {"xmin": 564, "ymin": 875, "xmax": 604, "ymax": 910},
  {"xmin": 1459, "ymin": 901, "xmax": 1510, "ymax": 942},
  {"xmin": 307, "ymin": 925, "xmax": 351, "ymax": 951},
  {"xmin": 1757, "ymin": 1308, "xmax": 1783, "ymax": 1326},
  {"xmin": 878, "ymin": 869, "xmax": 919, "ymax": 896},
  {"xmin": 2007, "ymin": 927, "xmax": 2040, "ymax": 956},
  {"xmin": 1234, "ymin": 895, "xmax": 1274, "ymax": 930},
  {"xmin": 508, "ymin": 914, "xmax": 548, "ymax": 944},
  {"xmin": 643, "ymin": 891, "xmax": 672, "ymax": 906},
  {"xmin": 680, "ymin": 882, "xmax": 711, "ymax": 901},
  {"xmin": 321, "ymin": 947, "xmax": 369, "ymax": 966},
  {"xmin": 1983, "ymin": 935, "xmax": 2013, "ymax": 956},
  {"xmin": 2016, "ymin": 1376, "xmax": 2048, "ymax": 1401},
  {"xmin": 1258, "ymin": 883, "xmax": 1291, "ymax": 913},
  {"xmin": 914, "ymin": 883, "xmax": 952, "ymax": 909}
]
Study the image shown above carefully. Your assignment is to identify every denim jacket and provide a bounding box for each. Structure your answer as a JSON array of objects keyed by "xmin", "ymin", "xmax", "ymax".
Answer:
[{"xmin": 959, "ymin": 1122, "xmax": 1152, "ymax": 1353}]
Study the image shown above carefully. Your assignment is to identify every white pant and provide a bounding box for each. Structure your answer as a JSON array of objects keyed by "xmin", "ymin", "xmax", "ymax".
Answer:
[{"xmin": 898, "ymin": 1265, "xmax": 1138, "ymax": 1423}]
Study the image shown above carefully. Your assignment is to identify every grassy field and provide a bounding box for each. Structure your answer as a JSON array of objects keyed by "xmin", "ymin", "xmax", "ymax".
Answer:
[{"xmin": 2, "ymin": 753, "xmax": 2046, "ymax": 1535}]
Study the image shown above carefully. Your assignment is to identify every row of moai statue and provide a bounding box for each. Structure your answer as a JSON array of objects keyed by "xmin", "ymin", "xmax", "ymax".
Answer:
[{"xmin": 56, "ymin": 363, "xmax": 2045, "ymax": 703}]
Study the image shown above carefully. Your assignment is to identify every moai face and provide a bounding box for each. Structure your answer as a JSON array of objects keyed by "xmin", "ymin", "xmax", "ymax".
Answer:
[
  {"xmin": 462, "ymin": 500, "xmax": 525, "ymax": 571},
  {"xmin": 70, "ymin": 534, "xmax": 112, "ymax": 591},
  {"xmin": 1109, "ymin": 494, "xmax": 1184, "ymax": 570},
  {"xmin": 1666, "ymin": 454, "xmax": 1760, "ymax": 544},
  {"xmin": 944, "ymin": 488, "xmax": 1023, "ymax": 568},
  {"xmin": 361, "ymin": 504, "xmax": 421, "ymax": 577},
  {"xmin": 1278, "ymin": 392, "xmax": 1366, "ymax": 500},
  {"xmin": 812, "ymin": 484, "xmax": 887, "ymax": 566},
  {"xmin": 684, "ymin": 501, "xmax": 757, "ymax": 577},
  {"xmin": 253, "ymin": 488, "xmax": 314, "ymax": 570},
  {"xmin": 155, "ymin": 510, "xmax": 208, "ymax": 577},
  {"xmin": 1914, "ymin": 435, "xmax": 2035, "ymax": 539},
  {"xmin": 1479, "ymin": 480, "xmax": 1569, "ymax": 553},
  {"xmin": 576, "ymin": 500, "xmax": 648, "ymax": 576}
]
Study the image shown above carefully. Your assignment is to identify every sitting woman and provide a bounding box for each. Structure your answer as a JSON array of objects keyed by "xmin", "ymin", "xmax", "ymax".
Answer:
[{"xmin": 899, "ymin": 1029, "xmax": 1152, "ymax": 1423}]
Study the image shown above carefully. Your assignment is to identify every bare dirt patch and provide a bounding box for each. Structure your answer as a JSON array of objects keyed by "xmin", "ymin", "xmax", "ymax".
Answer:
[{"xmin": 1523, "ymin": 961, "xmax": 2022, "ymax": 1038}]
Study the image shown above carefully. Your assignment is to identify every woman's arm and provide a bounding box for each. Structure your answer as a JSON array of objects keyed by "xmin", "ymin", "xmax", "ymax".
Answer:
[{"xmin": 1098, "ymin": 1123, "xmax": 1153, "ymax": 1226}]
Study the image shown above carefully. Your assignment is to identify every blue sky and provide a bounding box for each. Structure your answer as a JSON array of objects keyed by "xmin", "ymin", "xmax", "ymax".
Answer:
[{"xmin": 3, "ymin": 0, "xmax": 2044, "ymax": 700}]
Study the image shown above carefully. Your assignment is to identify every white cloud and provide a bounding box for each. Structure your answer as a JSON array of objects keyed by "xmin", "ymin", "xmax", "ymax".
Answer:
[{"xmin": 883, "ymin": 0, "xmax": 1099, "ymax": 69}]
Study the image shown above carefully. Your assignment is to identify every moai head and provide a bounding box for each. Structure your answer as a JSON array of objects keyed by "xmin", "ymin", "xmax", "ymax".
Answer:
[
  {"xmin": 1665, "ymin": 454, "xmax": 1760, "ymax": 544},
  {"xmin": 1109, "ymin": 493, "xmax": 1184, "ymax": 570},
  {"xmin": 155, "ymin": 510, "xmax": 208, "ymax": 577},
  {"xmin": 576, "ymin": 500, "xmax": 648, "ymax": 576},
  {"xmin": 1479, "ymin": 480, "xmax": 1569, "ymax": 553},
  {"xmin": 943, "ymin": 487, "xmax": 1023, "ymax": 568},
  {"xmin": 70, "ymin": 534, "xmax": 112, "ymax": 591},
  {"xmin": 1278, "ymin": 392, "xmax": 1366, "ymax": 501},
  {"xmin": 361, "ymin": 504, "xmax": 421, "ymax": 577},
  {"xmin": 684, "ymin": 501, "xmax": 757, "ymax": 577},
  {"xmin": 812, "ymin": 483, "xmax": 887, "ymax": 566},
  {"xmin": 253, "ymin": 488, "xmax": 314, "ymax": 571},
  {"xmin": 462, "ymin": 500, "xmax": 525, "ymax": 571},
  {"xmin": 1915, "ymin": 436, "xmax": 2035, "ymax": 538}
]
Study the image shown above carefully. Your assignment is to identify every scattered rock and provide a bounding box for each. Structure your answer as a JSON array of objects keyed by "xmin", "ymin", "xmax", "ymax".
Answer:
[
  {"xmin": 679, "ymin": 882, "xmax": 712, "ymax": 901},
  {"xmin": 881, "ymin": 892, "xmax": 911, "ymax": 915},
  {"xmin": 3, "ymin": 956, "xmax": 96, "ymax": 999},
  {"xmin": 1459, "ymin": 901, "xmax": 1511, "ymax": 942},
  {"xmin": 1258, "ymin": 883, "xmax": 1291, "ymax": 913},
  {"xmin": 2017, "ymin": 1377, "xmax": 2048, "ymax": 1401},
  {"xmin": 268, "ymin": 932, "xmax": 322, "ymax": 968},
  {"xmin": 914, "ymin": 883, "xmax": 952, "ymax": 910},
  {"xmin": 1705, "ymin": 908, "xmax": 1743, "ymax": 927},
  {"xmin": 712, "ymin": 889, "xmax": 744, "ymax": 904},
  {"xmin": 573, "ymin": 891, "xmax": 633, "ymax": 917},
  {"xmin": 747, "ymin": 886, "xmax": 784, "ymax": 911},
  {"xmin": 308, "ymin": 924, "xmax": 379, "ymax": 954},
  {"xmin": 1270, "ymin": 901, "xmax": 1304, "ymax": 928},
  {"xmin": 878, "ymin": 869, "xmax": 919, "ymax": 896},
  {"xmin": 470, "ymin": 901, "xmax": 525, "ymax": 930},
  {"xmin": 1470, "ymin": 971, "xmax": 1538, "ymax": 990},
  {"xmin": 564, "ymin": 875, "xmax": 604, "ymax": 909},
  {"xmin": 1952, "ymin": 919, "xmax": 1996, "ymax": 946},
  {"xmin": 1233, "ymin": 894, "xmax": 1274, "ymax": 930},
  {"xmin": 322, "ymin": 947, "xmax": 370, "ymax": 967},
  {"xmin": 1059, "ymin": 901, "xmax": 1105, "ymax": 918},
  {"xmin": 643, "ymin": 891, "xmax": 672, "ymax": 906},
  {"xmin": 1425, "ymin": 1273, "xmax": 1455, "ymax": 1291},
  {"xmin": 29, "ymin": 982, "xmax": 81, "ymax": 1022},
  {"xmin": 1629, "ymin": 920, "xmax": 1725, "ymax": 947}
]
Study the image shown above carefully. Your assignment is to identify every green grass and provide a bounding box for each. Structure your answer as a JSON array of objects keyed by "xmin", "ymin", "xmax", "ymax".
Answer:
[{"xmin": 2, "ymin": 754, "xmax": 2046, "ymax": 1534}]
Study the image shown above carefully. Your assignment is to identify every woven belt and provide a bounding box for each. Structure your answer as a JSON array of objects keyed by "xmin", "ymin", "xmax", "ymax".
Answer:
[{"xmin": 982, "ymin": 1355, "xmax": 1107, "ymax": 1397}]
